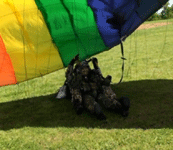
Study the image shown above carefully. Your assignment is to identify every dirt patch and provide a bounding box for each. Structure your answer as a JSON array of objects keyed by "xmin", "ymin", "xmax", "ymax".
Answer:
[{"xmin": 137, "ymin": 22, "xmax": 172, "ymax": 30}]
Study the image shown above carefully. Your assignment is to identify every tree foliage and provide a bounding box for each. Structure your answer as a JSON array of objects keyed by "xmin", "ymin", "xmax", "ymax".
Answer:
[{"xmin": 147, "ymin": 2, "xmax": 173, "ymax": 21}]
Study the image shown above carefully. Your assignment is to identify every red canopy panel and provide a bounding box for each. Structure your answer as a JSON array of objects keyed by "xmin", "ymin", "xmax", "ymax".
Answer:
[{"xmin": 0, "ymin": 35, "xmax": 17, "ymax": 86}]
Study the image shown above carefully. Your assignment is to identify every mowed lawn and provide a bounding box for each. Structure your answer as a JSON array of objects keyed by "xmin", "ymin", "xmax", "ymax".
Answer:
[{"xmin": 0, "ymin": 19, "xmax": 173, "ymax": 149}]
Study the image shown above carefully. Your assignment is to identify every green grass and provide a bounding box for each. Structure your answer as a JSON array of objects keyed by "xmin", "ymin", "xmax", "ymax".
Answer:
[
  {"xmin": 144, "ymin": 18, "xmax": 173, "ymax": 24},
  {"xmin": 0, "ymin": 19, "xmax": 173, "ymax": 149}
]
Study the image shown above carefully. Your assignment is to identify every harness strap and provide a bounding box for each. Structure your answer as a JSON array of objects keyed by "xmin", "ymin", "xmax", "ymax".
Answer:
[{"xmin": 117, "ymin": 39, "xmax": 126, "ymax": 85}]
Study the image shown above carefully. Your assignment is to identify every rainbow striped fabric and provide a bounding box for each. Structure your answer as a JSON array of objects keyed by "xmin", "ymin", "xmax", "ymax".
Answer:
[{"xmin": 0, "ymin": 0, "xmax": 167, "ymax": 86}]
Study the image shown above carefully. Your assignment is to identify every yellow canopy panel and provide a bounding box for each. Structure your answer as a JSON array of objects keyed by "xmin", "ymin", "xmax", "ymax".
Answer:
[{"xmin": 0, "ymin": 0, "xmax": 64, "ymax": 84}]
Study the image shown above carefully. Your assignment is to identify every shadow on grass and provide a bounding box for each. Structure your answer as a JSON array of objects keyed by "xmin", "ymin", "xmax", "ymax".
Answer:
[{"xmin": 0, "ymin": 79, "xmax": 173, "ymax": 130}]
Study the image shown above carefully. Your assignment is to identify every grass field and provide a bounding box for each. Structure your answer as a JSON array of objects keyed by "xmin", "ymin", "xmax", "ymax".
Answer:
[{"xmin": 0, "ymin": 19, "xmax": 173, "ymax": 149}]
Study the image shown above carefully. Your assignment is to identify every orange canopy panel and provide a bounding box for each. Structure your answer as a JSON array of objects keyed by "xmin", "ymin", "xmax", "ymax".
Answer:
[{"xmin": 0, "ymin": 35, "xmax": 17, "ymax": 86}]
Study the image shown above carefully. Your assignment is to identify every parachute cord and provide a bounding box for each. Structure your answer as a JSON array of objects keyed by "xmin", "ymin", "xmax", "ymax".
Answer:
[
  {"xmin": 117, "ymin": 38, "xmax": 127, "ymax": 85},
  {"xmin": 135, "ymin": 29, "xmax": 138, "ymax": 81},
  {"xmin": 125, "ymin": 34, "xmax": 132, "ymax": 79},
  {"xmin": 151, "ymin": 19, "xmax": 168, "ymax": 78},
  {"xmin": 144, "ymin": 24, "xmax": 148, "ymax": 79},
  {"xmin": 33, "ymin": 6, "xmax": 40, "ymax": 95},
  {"xmin": 22, "ymin": 0, "xmax": 27, "ymax": 97}
]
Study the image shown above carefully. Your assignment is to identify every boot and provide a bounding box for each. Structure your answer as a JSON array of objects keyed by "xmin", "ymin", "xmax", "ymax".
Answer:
[
  {"xmin": 76, "ymin": 104, "xmax": 84, "ymax": 115},
  {"xmin": 94, "ymin": 103, "xmax": 107, "ymax": 120},
  {"xmin": 118, "ymin": 97, "xmax": 130, "ymax": 117},
  {"xmin": 97, "ymin": 112, "xmax": 107, "ymax": 120},
  {"xmin": 73, "ymin": 100, "xmax": 84, "ymax": 115}
]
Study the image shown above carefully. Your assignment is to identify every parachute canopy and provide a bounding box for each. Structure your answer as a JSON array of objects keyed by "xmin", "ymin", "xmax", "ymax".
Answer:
[{"xmin": 0, "ymin": 0, "xmax": 168, "ymax": 86}]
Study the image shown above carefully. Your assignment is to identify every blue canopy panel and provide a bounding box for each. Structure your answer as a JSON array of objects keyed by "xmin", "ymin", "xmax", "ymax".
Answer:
[{"xmin": 88, "ymin": 0, "xmax": 168, "ymax": 48}]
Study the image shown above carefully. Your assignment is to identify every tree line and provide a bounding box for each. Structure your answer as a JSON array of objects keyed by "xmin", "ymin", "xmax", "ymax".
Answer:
[{"xmin": 147, "ymin": 2, "xmax": 173, "ymax": 21}]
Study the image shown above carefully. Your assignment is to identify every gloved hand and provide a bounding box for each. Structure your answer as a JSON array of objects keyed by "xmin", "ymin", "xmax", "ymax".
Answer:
[
  {"xmin": 102, "ymin": 75, "xmax": 112, "ymax": 86},
  {"xmin": 74, "ymin": 54, "xmax": 79, "ymax": 61},
  {"xmin": 70, "ymin": 54, "xmax": 79, "ymax": 65},
  {"xmin": 92, "ymin": 57, "xmax": 98, "ymax": 68}
]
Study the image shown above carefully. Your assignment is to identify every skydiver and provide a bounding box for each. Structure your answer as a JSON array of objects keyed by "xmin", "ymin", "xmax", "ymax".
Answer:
[{"xmin": 57, "ymin": 55, "xmax": 130, "ymax": 120}]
